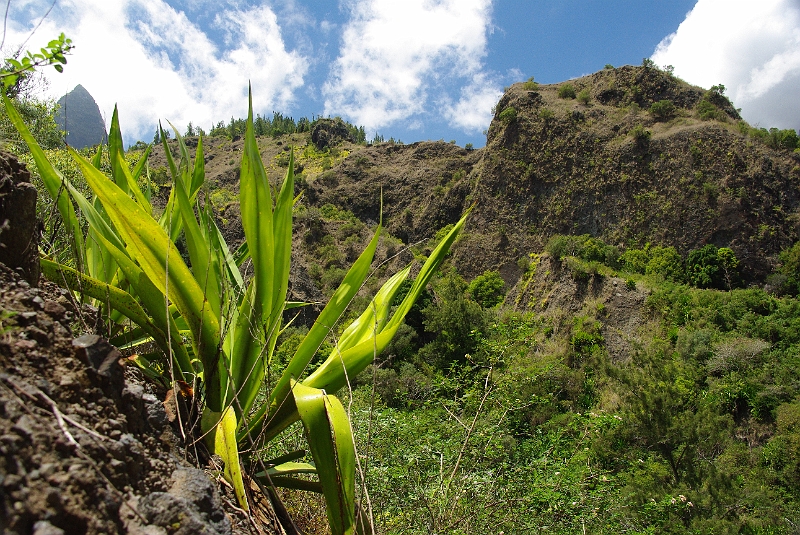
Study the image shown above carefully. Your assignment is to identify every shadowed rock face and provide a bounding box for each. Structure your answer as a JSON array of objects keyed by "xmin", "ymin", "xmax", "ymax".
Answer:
[
  {"xmin": 55, "ymin": 84, "xmax": 107, "ymax": 149},
  {"xmin": 311, "ymin": 118, "xmax": 355, "ymax": 150},
  {"xmin": 144, "ymin": 65, "xmax": 798, "ymax": 295},
  {"xmin": 0, "ymin": 151, "xmax": 39, "ymax": 285}
]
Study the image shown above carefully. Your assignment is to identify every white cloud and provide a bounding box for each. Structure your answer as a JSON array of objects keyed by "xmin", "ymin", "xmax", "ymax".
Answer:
[
  {"xmin": 652, "ymin": 0, "xmax": 800, "ymax": 130},
  {"xmin": 441, "ymin": 73, "xmax": 502, "ymax": 132},
  {"xmin": 322, "ymin": 0, "xmax": 499, "ymax": 133},
  {"xmin": 5, "ymin": 0, "xmax": 307, "ymax": 143}
]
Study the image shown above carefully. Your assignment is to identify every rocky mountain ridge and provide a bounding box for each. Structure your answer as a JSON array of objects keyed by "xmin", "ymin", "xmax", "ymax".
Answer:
[{"xmin": 148, "ymin": 65, "xmax": 799, "ymax": 298}]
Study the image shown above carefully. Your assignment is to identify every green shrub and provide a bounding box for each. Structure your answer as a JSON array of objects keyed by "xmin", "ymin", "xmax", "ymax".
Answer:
[
  {"xmin": 369, "ymin": 361, "xmax": 433, "ymax": 408},
  {"xmin": 696, "ymin": 94, "xmax": 727, "ymax": 121},
  {"xmin": 498, "ymin": 106, "xmax": 517, "ymax": 122},
  {"xmin": 649, "ymin": 99, "xmax": 676, "ymax": 121},
  {"xmin": 703, "ymin": 181, "xmax": 718, "ymax": 202},
  {"xmin": 765, "ymin": 128, "xmax": 799, "ymax": 150},
  {"xmin": 621, "ymin": 245, "xmax": 650, "ymax": 274},
  {"xmin": 630, "ymin": 124, "xmax": 651, "ymax": 144},
  {"xmin": 687, "ymin": 244, "xmax": 721, "ymax": 288},
  {"xmin": 468, "ymin": 270, "xmax": 506, "ymax": 308},
  {"xmin": 676, "ymin": 329, "xmax": 713, "ymax": 361},
  {"xmin": 645, "ymin": 245, "xmax": 684, "ymax": 282},
  {"xmin": 418, "ymin": 271, "xmax": 488, "ymax": 369},
  {"xmin": 1, "ymin": 97, "xmax": 65, "ymax": 154},
  {"xmin": 570, "ymin": 326, "xmax": 603, "ymax": 357},
  {"xmin": 686, "ymin": 244, "xmax": 739, "ymax": 289},
  {"xmin": 320, "ymin": 266, "xmax": 347, "ymax": 294},
  {"xmin": 558, "ymin": 83, "xmax": 576, "ymax": 99},
  {"xmin": 777, "ymin": 241, "xmax": 800, "ymax": 295},
  {"xmin": 320, "ymin": 203, "xmax": 357, "ymax": 221},
  {"xmin": 546, "ymin": 234, "xmax": 619, "ymax": 266},
  {"xmin": 764, "ymin": 399, "xmax": 800, "ymax": 488},
  {"xmin": 545, "ymin": 235, "xmax": 571, "ymax": 259},
  {"xmin": 566, "ymin": 256, "xmax": 591, "ymax": 282},
  {"xmin": 641, "ymin": 58, "xmax": 656, "ymax": 69},
  {"xmin": 522, "ymin": 77, "xmax": 539, "ymax": 91},
  {"xmin": 577, "ymin": 89, "xmax": 591, "ymax": 104}
]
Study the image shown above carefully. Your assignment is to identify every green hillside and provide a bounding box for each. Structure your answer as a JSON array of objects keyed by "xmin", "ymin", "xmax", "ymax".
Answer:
[{"xmin": 11, "ymin": 64, "xmax": 800, "ymax": 534}]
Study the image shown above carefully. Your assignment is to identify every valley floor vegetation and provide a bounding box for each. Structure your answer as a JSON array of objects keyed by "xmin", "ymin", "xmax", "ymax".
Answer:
[{"xmin": 311, "ymin": 234, "xmax": 800, "ymax": 534}]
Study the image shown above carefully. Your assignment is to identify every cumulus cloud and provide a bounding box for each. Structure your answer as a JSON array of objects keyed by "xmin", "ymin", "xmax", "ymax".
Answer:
[
  {"xmin": 4, "ymin": 0, "xmax": 307, "ymax": 143},
  {"xmin": 322, "ymin": 0, "xmax": 499, "ymax": 133},
  {"xmin": 651, "ymin": 0, "xmax": 800, "ymax": 130},
  {"xmin": 441, "ymin": 73, "xmax": 503, "ymax": 132}
]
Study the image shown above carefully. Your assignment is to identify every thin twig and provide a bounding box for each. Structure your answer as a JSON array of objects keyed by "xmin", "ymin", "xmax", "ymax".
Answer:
[
  {"xmin": 446, "ymin": 366, "xmax": 493, "ymax": 487},
  {"xmin": 440, "ymin": 401, "xmax": 468, "ymax": 431},
  {"xmin": 15, "ymin": 0, "xmax": 57, "ymax": 53},
  {"xmin": 0, "ymin": 0, "xmax": 11, "ymax": 56}
]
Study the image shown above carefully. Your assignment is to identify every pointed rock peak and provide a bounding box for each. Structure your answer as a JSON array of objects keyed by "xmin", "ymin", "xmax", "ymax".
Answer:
[{"xmin": 55, "ymin": 84, "xmax": 107, "ymax": 149}]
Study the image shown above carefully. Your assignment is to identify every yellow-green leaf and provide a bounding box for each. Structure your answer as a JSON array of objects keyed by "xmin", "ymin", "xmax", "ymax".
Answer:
[
  {"xmin": 201, "ymin": 407, "xmax": 249, "ymax": 511},
  {"xmin": 292, "ymin": 381, "xmax": 355, "ymax": 535}
]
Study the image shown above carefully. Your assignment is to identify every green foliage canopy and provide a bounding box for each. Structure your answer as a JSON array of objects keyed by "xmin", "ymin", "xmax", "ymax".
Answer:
[
  {"xmin": 468, "ymin": 270, "xmax": 506, "ymax": 308},
  {"xmin": 558, "ymin": 83, "xmax": 576, "ymax": 99}
]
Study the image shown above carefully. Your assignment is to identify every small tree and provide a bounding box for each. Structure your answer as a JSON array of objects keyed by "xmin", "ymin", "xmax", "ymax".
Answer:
[
  {"xmin": 523, "ymin": 76, "xmax": 538, "ymax": 91},
  {"xmin": 468, "ymin": 270, "xmax": 506, "ymax": 308},
  {"xmin": 630, "ymin": 124, "xmax": 651, "ymax": 146},
  {"xmin": 687, "ymin": 244, "xmax": 738, "ymax": 289},
  {"xmin": 646, "ymin": 245, "xmax": 685, "ymax": 282},
  {"xmin": 498, "ymin": 106, "xmax": 517, "ymax": 122},
  {"xmin": 717, "ymin": 247, "xmax": 739, "ymax": 290},
  {"xmin": 418, "ymin": 272, "xmax": 487, "ymax": 369},
  {"xmin": 650, "ymin": 99, "xmax": 676, "ymax": 121},
  {"xmin": 558, "ymin": 83, "xmax": 576, "ymax": 99}
]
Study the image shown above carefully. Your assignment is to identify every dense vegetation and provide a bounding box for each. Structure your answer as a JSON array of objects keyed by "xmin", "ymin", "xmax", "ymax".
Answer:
[
  {"xmin": 167, "ymin": 111, "xmax": 389, "ymax": 146},
  {"xmin": 303, "ymin": 235, "xmax": 800, "ymax": 534}
]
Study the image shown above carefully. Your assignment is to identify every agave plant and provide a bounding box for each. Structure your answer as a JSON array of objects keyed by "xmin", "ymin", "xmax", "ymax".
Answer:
[{"xmin": 6, "ymin": 88, "xmax": 469, "ymax": 534}]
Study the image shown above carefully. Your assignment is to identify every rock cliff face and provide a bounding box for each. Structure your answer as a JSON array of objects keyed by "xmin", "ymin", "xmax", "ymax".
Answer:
[
  {"xmin": 465, "ymin": 65, "xmax": 799, "ymax": 283},
  {"xmin": 55, "ymin": 84, "xmax": 107, "ymax": 149},
  {"xmin": 147, "ymin": 66, "xmax": 800, "ymax": 295},
  {"xmin": 312, "ymin": 66, "xmax": 798, "ymax": 284}
]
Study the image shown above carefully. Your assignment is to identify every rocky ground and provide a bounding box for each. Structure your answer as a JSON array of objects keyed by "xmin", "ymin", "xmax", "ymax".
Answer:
[
  {"xmin": 0, "ymin": 154, "xmax": 284, "ymax": 534},
  {"xmin": 0, "ymin": 264, "xmax": 245, "ymax": 534}
]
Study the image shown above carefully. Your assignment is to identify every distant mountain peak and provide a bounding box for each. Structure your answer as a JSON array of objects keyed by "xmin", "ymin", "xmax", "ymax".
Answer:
[{"xmin": 55, "ymin": 85, "xmax": 107, "ymax": 149}]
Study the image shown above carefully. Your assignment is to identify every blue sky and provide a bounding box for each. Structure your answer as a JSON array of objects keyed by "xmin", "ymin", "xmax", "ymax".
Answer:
[{"xmin": 4, "ymin": 0, "xmax": 799, "ymax": 147}]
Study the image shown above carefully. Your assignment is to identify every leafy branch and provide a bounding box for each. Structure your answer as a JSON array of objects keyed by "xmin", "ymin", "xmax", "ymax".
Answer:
[{"xmin": 1, "ymin": 32, "xmax": 72, "ymax": 96}]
